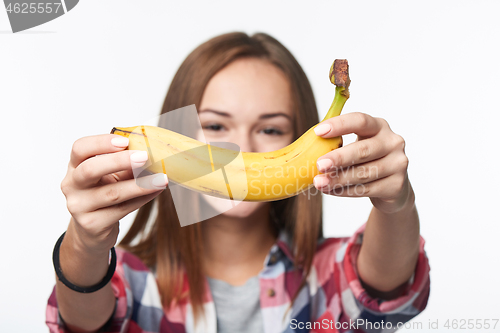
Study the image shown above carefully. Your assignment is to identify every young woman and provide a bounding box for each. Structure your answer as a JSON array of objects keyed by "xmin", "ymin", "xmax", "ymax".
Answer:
[{"xmin": 46, "ymin": 32, "xmax": 430, "ymax": 333}]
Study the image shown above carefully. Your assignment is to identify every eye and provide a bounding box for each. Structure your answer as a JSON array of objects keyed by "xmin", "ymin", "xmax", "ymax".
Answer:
[
  {"xmin": 203, "ymin": 123, "xmax": 225, "ymax": 131},
  {"xmin": 261, "ymin": 127, "xmax": 283, "ymax": 135}
]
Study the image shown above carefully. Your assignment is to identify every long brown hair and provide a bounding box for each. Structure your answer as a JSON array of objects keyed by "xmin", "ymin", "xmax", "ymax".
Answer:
[{"xmin": 119, "ymin": 31, "xmax": 323, "ymax": 322}]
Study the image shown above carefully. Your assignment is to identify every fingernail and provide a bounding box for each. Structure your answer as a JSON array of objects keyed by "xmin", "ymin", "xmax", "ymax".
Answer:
[
  {"xmin": 317, "ymin": 159, "xmax": 333, "ymax": 172},
  {"xmin": 314, "ymin": 123, "xmax": 331, "ymax": 136},
  {"xmin": 314, "ymin": 175, "xmax": 330, "ymax": 188},
  {"xmin": 152, "ymin": 173, "xmax": 168, "ymax": 188},
  {"xmin": 111, "ymin": 137, "xmax": 129, "ymax": 148},
  {"xmin": 130, "ymin": 151, "xmax": 148, "ymax": 163}
]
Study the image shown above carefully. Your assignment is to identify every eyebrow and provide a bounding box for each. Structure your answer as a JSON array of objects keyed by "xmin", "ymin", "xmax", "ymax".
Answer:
[{"xmin": 199, "ymin": 109, "xmax": 292, "ymax": 121}]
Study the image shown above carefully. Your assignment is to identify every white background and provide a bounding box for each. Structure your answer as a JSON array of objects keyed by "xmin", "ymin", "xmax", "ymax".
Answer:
[{"xmin": 1, "ymin": 0, "xmax": 499, "ymax": 331}]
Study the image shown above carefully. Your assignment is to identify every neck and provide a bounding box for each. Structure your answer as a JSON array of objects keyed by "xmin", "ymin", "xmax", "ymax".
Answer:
[{"xmin": 201, "ymin": 203, "xmax": 278, "ymax": 286}]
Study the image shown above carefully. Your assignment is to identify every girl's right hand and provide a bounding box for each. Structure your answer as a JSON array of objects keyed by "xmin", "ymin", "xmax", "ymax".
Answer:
[{"xmin": 60, "ymin": 134, "xmax": 168, "ymax": 254}]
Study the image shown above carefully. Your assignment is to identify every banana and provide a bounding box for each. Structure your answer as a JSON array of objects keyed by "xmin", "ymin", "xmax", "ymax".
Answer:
[{"xmin": 111, "ymin": 59, "xmax": 350, "ymax": 202}]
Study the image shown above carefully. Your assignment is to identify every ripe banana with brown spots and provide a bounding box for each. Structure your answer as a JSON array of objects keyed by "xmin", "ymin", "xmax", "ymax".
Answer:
[{"xmin": 111, "ymin": 59, "xmax": 350, "ymax": 201}]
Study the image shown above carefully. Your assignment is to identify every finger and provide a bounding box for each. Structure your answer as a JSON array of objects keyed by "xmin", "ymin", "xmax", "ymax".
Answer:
[
  {"xmin": 314, "ymin": 154, "xmax": 399, "ymax": 189},
  {"xmin": 79, "ymin": 190, "xmax": 164, "ymax": 232},
  {"xmin": 79, "ymin": 173, "xmax": 168, "ymax": 212},
  {"xmin": 316, "ymin": 137, "xmax": 388, "ymax": 172},
  {"xmin": 317, "ymin": 173, "xmax": 404, "ymax": 199},
  {"xmin": 73, "ymin": 150, "xmax": 149, "ymax": 188},
  {"xmin": 70, "ymin": 134, "xmax": 130, "ymax": 169},
  {"xmin": 99, "ymin": 168, "xmax": 135, "ymax": 186},
  {"xmin": 314, "ymin": 112, "xmax": 382, "ymax": 139}
]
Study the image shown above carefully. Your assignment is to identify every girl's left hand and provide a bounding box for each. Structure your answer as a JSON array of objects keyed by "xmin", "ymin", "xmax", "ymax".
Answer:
[{"xmin": 313, "ymin": 112, "xmax": 410, "ymax": 214}]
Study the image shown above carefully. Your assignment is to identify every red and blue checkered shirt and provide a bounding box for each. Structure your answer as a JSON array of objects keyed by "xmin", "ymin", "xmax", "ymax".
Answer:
[{"xmin": 46, "ymin": 222, "xmax": 431, "ymax": 332}]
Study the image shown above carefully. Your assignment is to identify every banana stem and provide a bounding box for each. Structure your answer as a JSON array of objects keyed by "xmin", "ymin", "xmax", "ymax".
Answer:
[{"xmin": 322, "ymin": 86, "xmax": 349, "ymax": 122}]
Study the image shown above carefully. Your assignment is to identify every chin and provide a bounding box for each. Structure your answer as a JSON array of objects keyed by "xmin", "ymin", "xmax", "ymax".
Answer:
[{"xmin": 201, "ymin": 194, "xmax": 267, "ymax": 219}]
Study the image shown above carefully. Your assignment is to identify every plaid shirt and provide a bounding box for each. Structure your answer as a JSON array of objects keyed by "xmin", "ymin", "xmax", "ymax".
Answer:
[{"xmin": 46, "ymin": 222, "xmax": 431, "ymax": 333}]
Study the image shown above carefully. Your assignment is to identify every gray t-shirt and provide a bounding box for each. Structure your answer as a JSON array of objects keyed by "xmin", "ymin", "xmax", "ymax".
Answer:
[{"xmin": 206, "ymin": 275, "xmax": 264, "ymax": 333}]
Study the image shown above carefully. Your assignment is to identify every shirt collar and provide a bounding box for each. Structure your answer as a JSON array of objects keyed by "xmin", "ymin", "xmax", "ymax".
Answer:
[{"xmin": 264, "ymin": 228, "xmax": 295, "ymax": 267}]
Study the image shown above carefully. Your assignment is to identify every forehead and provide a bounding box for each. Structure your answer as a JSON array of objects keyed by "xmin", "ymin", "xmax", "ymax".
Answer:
[{"xmin": 199, "ymin": 58, "xmax": 294, "ymax": 118}]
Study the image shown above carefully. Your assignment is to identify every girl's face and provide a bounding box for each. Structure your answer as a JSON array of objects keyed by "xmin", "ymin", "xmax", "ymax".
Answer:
[{"xmin": 197, "ymin": 57, "xmax": 295, "ymax": 218}]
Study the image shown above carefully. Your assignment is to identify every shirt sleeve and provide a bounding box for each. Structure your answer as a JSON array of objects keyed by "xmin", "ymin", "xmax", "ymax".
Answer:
[
  {"xmin": 337, "ymin": 222, "xmax": 431, "ymax": 332},
  {"xmin": 45, "ymin": 248, "xmax": 134, "ymax": 332}
]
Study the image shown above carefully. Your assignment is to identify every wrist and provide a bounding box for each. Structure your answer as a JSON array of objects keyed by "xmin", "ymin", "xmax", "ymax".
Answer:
[
  {"xmin": 59, "ymin": 225, "xmax": 113, "ymax": 288},
  {"xmin": 371, "ymin": 176, "xmax": 415, "ymax": 215},
  {"xmin": 62, "ymin": 227, "xmax": 111, "ymax": 264},
  {"xmin": 57, "ymin": 230, "xmax": 115, "ymax": 291},
  {"xmin": 68, "ymin": 217, "xmax": 116, "ymax": 256}
]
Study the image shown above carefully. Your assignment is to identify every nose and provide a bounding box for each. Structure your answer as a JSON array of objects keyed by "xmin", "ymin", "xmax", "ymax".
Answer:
[{"xmin": 228, "ymin": 131, "xmax": 254, "ymax": 153}]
